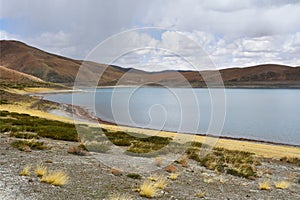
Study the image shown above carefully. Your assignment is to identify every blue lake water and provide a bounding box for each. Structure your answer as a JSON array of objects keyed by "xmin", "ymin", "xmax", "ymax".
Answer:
[{"xmin": 42, "ymin": 88, "xmax": 300, "ymax": 146}]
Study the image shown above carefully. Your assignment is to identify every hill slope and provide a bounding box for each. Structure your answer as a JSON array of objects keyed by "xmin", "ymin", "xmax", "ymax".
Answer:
[{"xmin": 1, "ymin": 40, "xmax": 300, "ymax": 88}]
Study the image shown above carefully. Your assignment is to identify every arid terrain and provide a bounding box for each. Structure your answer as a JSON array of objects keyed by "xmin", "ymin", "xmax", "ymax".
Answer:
[
  {"xmin": 1, "ymin": 40, "xmax": 300, "ymax": 88},
  {"xmin": 0, "ymin": 88, "xmax": 300, "ymax": 199}
]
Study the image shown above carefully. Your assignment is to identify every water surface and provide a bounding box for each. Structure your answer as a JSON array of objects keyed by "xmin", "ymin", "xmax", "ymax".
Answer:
[{"xmin": 42, "ymin": 88, "xmax": 300, "ymax": 146}]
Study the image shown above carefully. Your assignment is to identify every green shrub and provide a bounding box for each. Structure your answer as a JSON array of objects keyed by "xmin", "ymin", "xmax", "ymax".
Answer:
[
  {"xmin": 11, "ymin": 140, "xmax": 47, "ymax": 151},
  {"xmin": 126, "ymin": 173, "xmax": 142, "ymax": 179},
  {"xmin": 10, "ymin": 132, "xmax": 38, "ymax": 139}
]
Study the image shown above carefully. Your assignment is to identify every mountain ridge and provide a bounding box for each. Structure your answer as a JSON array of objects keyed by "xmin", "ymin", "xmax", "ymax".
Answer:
[{"xmin": 1, "ymin": 40, "xmax": 300, "ymax": 88}]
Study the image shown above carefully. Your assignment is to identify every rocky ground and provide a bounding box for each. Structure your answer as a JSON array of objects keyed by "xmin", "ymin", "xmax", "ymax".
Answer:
[{"xmin": 0, "ymin": 132, "xmax": 299, "ymax": 200}]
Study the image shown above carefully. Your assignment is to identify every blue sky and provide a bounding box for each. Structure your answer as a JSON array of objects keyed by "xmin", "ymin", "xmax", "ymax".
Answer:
[{"xmin": 1, "ymin": 0, "xmax": 300, "ymax": 71}]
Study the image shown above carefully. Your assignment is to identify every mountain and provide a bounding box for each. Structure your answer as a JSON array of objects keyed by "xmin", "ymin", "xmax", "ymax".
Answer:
[
  {"xmin": 0, "ymin": 65, "xmax": 44, "ymax": 84},
  {"xmin": 1, "ymin": 40, "xmax": 300, "ymax": 88}
]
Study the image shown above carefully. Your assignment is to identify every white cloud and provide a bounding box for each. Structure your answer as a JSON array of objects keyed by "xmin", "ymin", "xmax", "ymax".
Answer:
[{"xmin": 1, "ymin": 0, "xmax": 300, "ymax": 70}]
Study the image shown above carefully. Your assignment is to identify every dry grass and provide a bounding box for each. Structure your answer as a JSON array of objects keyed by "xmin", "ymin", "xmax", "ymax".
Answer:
[
  {"xmin": 110, "ymin": 168, "xmax": 123, "ymax": 176},
  {"xmin": 219, "ymin": 176, "xmax": 226, "ymax": 183},
  {"xmin": 19, "ymin": 165, "xmax": 31, "ymax": 176},
  {"xmin": 109, "ymin": 193, "xmax": 133, "ymax": 200},
  {"xmin": 165, "ymin": 164, "xmax": 177, "ymax": 173},
  {"xmin": 35, "ymin": 163, "xmax": 47, "ymax": 177},
  {"xmin": 259, "ymin": 180, "xmax": 271, "ymax": 190},
  {"xmin": 154, "ymin": 176, "xmax": 168, "ymax": 189},
  {"xmin": 195, "ymin": 191, "xmax": 206, "ymax": 198},
  {"xmin": 169, "ymin": 173, "xmax": 179, "ymax": 180},
  {"xmin": 274, "ymin": 181, "xmax": 291, "ymax": 189},
  {"xmin": 41, "ymin": 170, "xmax": 69, "ymax": 186},
  {"xmin": 68, "ymin": 145, "xmax": 88, "ymax": 156},
  {"xmin": 176, "ymin": 154, "xmax": 189, "ymax": 167},
  {"xmin": 139, "ymin": 180, "xmax": 158, "ymax": 198},
  {"xmin": 148, "ymin": 175, "xmax": 159, "ymax": 182}
]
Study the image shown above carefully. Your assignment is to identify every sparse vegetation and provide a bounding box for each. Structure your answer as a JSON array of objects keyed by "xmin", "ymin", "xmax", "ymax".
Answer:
[
  {"xmin": 274, "ymin": 180, "xmax": 291, "ymax": 189},
  {"xmin": 110, "ymin": 168, "xmax": 123, "ymax": 176},
  {"xmin": 186, "ymin": 143, "xmax": 260, "ymax": 178},
  {"xmin": 68, "ymin": 145, "xmax": 88, "ymax": 156},
  {"xmin": 11, "ymin": 139, "xmax": 46, "ymax": 151},
  {"xmin": 1, "ymin": 111, "xmax": 78, "ymax": 141},
  {"xmin": 19, "ymin": 165, "xmax": 31, "ymax": 176},
  {"xmin": 259, "ymin": 180, "xmax": 271, "ymax": 190},
  {"xmin": 169, "ymin": 173, "xmax": 179, "ymax": 180},
  {"xmin": 175, "ymin": 154, "xmax": 189, "ymax": 167},
  {"xmin": 126, "ymin": 173, "xmax": 142, "ymax": 179},
  {"xmin": 139, "ymin": 180, "xmax": 158, "ymax": 198},
  {"xmin": 165, "ymin": 164, "xmax": 177, "ymax": 173},
  {"xmin": 41, "ymin": 170, "xmax": 69, "ymax": 186},
  {"xmin": 154, "ymin": 176, "xmax": 168, "ymax": 189},
  {"xmin": 280, "ymin": 156, "xmax": 300, "ymax": 166},
  {"xmin": 10, "ymin": 132, "xmax": 38, "ymax": 139},
  {"xmin": 35, "ymin": 163, "xmax": 47, "ymax": 177}
]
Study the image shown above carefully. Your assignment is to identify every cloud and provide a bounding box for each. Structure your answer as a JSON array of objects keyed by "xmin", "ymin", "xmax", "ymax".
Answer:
[{"xmin": 1, "ymin": 0, "xmax": 300, "ymax": 70}]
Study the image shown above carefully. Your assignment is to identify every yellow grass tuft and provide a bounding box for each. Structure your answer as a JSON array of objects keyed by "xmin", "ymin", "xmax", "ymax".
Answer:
[
  {"xmin": 139, "ymin": 180, "xmax": 158, "ymax": 198},
  {"xmin": 219, "ymin": 176, "xmax": 226, "ymax": 183},
  {"xmin": 154, "ymin": 176, "xmax": 168, "ymax": 189},
  {"xmin": 35, "ymin": 163, "xmax": 47, "ymax": 177},
  {"xmin": 19, "ymin": 165, "xmax": 31, "ymax": 176},
  {"xmin": 109, "ymin": 193, "xmax": 133, "ymax": 200},
  {"xmin": 259, "ymin": 180, "xmax": 271, "ymax": 190},
  {"xmin": 169, "ymin": 173, "xmax": 179, "ymax": 180},
  {"xmin": 148, "ymin": 175, "xmax": 159, "ymax": 182},
  {"xmin": 274, "ymin": 181, "xmax": 291, "ymax": 189},
  {"xmin": 41, "ymin": 170, "xmax": 69, "ymax": 186}
]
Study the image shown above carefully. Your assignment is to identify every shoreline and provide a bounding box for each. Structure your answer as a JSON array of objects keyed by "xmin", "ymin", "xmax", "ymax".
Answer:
[
  {"xmin": 1, "ymin": 101, "xmax": 299, "ymax": 159},
  {"xmin": 2, "ymin": 87, "xmax": 300, "ymax": 159}
]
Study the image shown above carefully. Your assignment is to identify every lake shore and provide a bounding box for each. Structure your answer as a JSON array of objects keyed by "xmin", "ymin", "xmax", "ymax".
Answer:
[{"xmin": 1, "ymin": 88, "xmax": 299, "ymax": 159}]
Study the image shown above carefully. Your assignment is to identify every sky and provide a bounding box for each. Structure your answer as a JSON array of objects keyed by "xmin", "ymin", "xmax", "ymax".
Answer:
[{"xmin": 1, "ymin": 0, "xmax": 300, "ymax": 71}]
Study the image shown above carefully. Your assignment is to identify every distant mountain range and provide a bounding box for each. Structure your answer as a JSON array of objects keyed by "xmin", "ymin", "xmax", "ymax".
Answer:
[{"xmin": 1, "ymin": 40, "xmax": 300, "ymax": 88}]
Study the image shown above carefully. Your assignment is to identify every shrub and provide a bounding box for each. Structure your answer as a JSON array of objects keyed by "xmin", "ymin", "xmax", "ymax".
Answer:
[
  {"xmin": 186, "ymin": 145, "xmax": 259, "ymax": 179},
  {"xmin": 259, "ymin": 180, "xmax": 271, "ymax": 190},
  {"xmin": 274, "ymin": 181, "xmax": 291, "ymax": 189},
  {"xmin": 154, "ymin": 176, "xmax": 168, "ymax": 189},
  {"xmin": 11, "ymin": 140, "xmax": 46, "ymax": 151},
  {"xmin": 68, "ymin": 145, "xmax": 88, "ymax": 156},
  {"xmin": 110, "ymin": 168, "xmax": 123, "ymax": 176},
  {"xmin": 19, "ymin": 165, "xmax": 31, "ymax": 176},
  {"xmin": 280, "ymin": 157, "xmax": 300, "ymax": 166},
  {"xmin": 10, "ymin": 132, "xmax": 38, "ymax": 139},
  {"xmin": 165, "ymin": 164, "xmax": 177, "ymax": 173},
  {"xmin": 169, "ymin": 173, "xmax": 179, "ymax": 180},
  {"xmin": 35, "ymin": 163, "xmax": 47, "ymax": 177},
  {"xmin": 126, "ymin": 173, "xmax": 142, "ymax": 179},
  {"xmin": 139, "ymin": 180, "xmax": 158, "ymax": 198},
  {"xmin": 41, "ymin": 170, "xmax": 69, "ymax": 186}
]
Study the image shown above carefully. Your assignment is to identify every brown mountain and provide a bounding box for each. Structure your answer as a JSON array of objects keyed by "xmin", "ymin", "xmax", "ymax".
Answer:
[{"xmin": 1, "ymin": 40, "xmax": 300, "ymax": 88}]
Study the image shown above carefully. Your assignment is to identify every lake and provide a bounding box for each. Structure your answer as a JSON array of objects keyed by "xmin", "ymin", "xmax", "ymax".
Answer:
[{"xmin": 41, "ymin": 88, "xmax": 300, "ymax": 146}]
